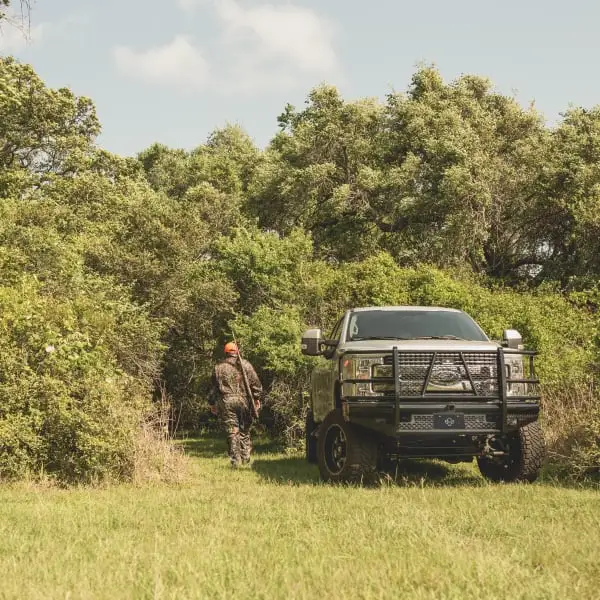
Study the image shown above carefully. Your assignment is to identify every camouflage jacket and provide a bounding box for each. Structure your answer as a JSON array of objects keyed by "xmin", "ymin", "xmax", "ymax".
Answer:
[{"xmin": 209, "ymin": 356, "xmax": 263, "ymax": 405}]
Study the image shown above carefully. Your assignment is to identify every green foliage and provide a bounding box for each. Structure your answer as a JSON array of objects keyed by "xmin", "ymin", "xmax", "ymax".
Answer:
[
  {"xmin": 248, "ymin": 69, "xmax": 550, "ymax": 275},
  {"xmin": 214, "ymin": 227, "xmax": 315, "ymax": 314},
  {"xmin": 232, "ymin": 306, "xmax": 316, "ymax": 378},
  {"xmin": 2, "ymin": 58, "xmax": 600, "ymax": 481},
  {"xmin": 0, "ymin": 276, "xmax": 162, "ymax": 482},
  {"xmin": 527, "ymin": 107, "xmax": 600, "ymax": 285},
  {"xmin": 0, "ymin": 58, "xmax": 100, "ymax": 190},
  {"xmin": 249, "ymin": 85, "xmax": 384, "ymax": 260},
  {"xmin": 229, "ymin": 248, "xmax": 597, "ymax": 444},
  {"xmin": 571, "ymin": 404, "xmax": 600, "ymax": 476},
  {"xmin": 138, "ymin": 124, "xmax": 260, "ymax": 200}
]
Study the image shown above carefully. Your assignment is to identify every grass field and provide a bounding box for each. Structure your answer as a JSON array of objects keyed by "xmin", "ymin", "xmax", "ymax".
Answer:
[{"xmin": 1, "ymin": 435, "xmax": 600, "ymax": 600}]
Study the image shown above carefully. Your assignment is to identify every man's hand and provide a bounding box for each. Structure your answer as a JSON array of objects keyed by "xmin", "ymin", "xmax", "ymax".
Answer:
[
  {"xmin": 254, "ymin": 399, "xmax": 261, "ymax": 412},
  {"xmin": 209, "ymin": 405, "xmax": 217, "ymax": 416}
]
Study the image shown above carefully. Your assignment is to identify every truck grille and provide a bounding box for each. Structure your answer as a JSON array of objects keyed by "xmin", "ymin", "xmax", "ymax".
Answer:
[
  {"xmin": 397, "ymin": 414, "xmax": 497, "ymax": 431},
  {"xmin": 383, "ymin": 352, "xmax": 498, "ymax": 397}
]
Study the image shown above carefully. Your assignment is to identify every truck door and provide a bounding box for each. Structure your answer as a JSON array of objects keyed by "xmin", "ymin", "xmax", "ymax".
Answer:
[{"xmin": 312, "ymin": 317, "xmax": 344, "ymax": 422}]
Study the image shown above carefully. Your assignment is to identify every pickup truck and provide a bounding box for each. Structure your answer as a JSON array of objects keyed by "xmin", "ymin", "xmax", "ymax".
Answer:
[{"xmin": 301, "ymin": 306, "xmax": 544, "ymax": 483}]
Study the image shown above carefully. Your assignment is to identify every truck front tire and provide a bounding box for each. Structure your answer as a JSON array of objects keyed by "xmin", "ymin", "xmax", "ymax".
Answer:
[
  {"xmin": 477, "ymin": 421, "xmax": 545, "ymax": 483},
  {"xmin": 317, "ymin": 410, "xmax": 378, "ymax": 483}
]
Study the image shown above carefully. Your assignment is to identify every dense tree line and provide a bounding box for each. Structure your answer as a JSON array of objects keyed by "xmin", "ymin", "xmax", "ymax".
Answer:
[{"xmin": 1, "ymin": 57, "xmax": 599, "ymax": 482}]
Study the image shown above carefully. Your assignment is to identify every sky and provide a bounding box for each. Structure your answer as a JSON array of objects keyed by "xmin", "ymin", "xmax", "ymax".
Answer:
[{"xmin": 1, "ymin": 0, "xmax": 600, "ymax": 156}]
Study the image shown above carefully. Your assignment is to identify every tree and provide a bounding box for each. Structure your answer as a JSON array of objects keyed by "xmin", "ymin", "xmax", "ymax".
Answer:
[
  {"xmin": 379, "ymin": 67, "xmax": 547, "ymax": 276},
  {"xmin": 0, "ymin": 59, "xmax": 177, "ymax": 482},
  {"xmin": 525, "ymin": 107, "xmax": 600, "ymax": 286},
  {"xmin": 248, "ymin": 84, "xmax": 384, "ymax": 261},
  {"xmin": 0, "ymin": 57, "xmax": 100, "ymax": 197},
  {"xmin": 246, "ymin": 70, "xmax": 548, "ymax": 275},
  {"xmin": 139, "ymin": 125, "xmax": 261, "ymax": 201}
]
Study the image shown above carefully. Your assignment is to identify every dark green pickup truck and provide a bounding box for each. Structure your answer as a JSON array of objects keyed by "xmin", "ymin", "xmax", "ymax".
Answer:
[{"xmin": 301, "ymin": 306, "xmax": 545, "ymax": 483}]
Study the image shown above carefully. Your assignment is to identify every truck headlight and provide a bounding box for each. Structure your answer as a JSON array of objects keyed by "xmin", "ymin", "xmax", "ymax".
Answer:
[
  {"xmin": 505, "ymin": 354, "xmax": 525, "ymax": 398},
  {"xmin": 341, "ymin": 354, "xmax": 386, "ymax": 397}
]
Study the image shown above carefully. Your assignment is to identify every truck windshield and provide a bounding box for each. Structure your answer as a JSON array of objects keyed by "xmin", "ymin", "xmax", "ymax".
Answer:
[{"xmin": 347, "ymin": 310, "xmax": 489, "ymax": 342}]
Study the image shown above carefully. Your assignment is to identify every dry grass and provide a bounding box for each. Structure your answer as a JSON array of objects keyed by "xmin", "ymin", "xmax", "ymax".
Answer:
[
  {"xmin": 132, "ymin": 390, "xmax": 189, "ymax": 485},
  {"xmin": 541, "ymin": 381, "xmax": 600, "ymax": 476},
  {"xmin": 131, "ymin": 424, "xmax": 188, "ymax": 485}
]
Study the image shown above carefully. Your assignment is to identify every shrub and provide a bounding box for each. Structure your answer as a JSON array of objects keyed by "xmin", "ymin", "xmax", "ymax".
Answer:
[{"xmin": 0, "ymin": 276, "xmax": 165, "ymax": 483}]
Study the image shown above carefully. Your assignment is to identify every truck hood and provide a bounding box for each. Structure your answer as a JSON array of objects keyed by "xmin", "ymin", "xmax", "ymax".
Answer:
[{"xmin": 338, "ymin": 339, "xmax": 500, "ymax": 353}]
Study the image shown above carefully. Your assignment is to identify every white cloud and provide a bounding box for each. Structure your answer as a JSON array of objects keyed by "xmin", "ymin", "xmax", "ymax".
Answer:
[
  {"xmin": 216, "ymin": 0, "xmax": 337, "ymax": 75},
  {"xmin": 172, "ymin": 0, "xmax": 339, "ymax": 92},
  {"xmin": 113, "ymin": 35, "xmax": 209, "ymax": 89},
  {"xmin": 0, "ymin": 22, "xmax": 45, "ymax": 53}
]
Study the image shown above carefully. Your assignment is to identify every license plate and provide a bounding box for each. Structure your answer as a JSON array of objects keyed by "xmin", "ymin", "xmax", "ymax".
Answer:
[{"xmin": 433, "ymin": 413, "xmax": 465, "ymax": 429}]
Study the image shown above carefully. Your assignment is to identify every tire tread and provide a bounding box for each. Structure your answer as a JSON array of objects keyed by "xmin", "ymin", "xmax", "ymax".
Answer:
[
  {"xmin": 477, "ymin": 421, "xmax": 545, "ymax": 483},
  {"xmin": 317, "ymin": 410, "xmax": 378, "ymax": 483}
]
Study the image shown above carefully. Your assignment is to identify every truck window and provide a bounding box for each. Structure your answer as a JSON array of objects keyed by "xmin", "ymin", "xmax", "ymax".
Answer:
[{"xmin": 329, "ymin": 318, "xmax": 343, "ymax": 342}]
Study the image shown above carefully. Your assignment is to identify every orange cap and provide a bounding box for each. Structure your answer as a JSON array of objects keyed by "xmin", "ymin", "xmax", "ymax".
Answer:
[{"xmin": 224, "ymin": 342, "xmax": 238, "ymax": 355}]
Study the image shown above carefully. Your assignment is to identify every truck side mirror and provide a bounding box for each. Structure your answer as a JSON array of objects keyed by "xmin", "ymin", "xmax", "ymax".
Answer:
[
  {"xmin": 502, "ymin": 329, "xmax": 522, "ymax": 349},
  {"xmin": 301, "ymin": 328, "xmax": 324, "ymax": 356}
]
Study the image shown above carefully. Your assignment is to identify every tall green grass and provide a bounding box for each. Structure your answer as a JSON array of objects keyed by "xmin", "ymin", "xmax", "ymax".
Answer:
[{"xmin": 1, "ymin": 436, "xmax": 599, "ymax": 599}]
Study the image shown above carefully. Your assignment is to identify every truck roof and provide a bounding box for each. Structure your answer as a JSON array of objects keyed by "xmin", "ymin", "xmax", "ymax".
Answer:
[{"xmin": 349, "ymin": 306, "xmax": 462, "ymax": 313}]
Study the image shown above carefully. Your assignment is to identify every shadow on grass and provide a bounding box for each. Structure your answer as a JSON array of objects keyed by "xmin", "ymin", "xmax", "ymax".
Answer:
[
  {"xmin": 252, "ymin": 456, "xmax": 320, "ymax": 485},
  {"xmin": 178, "ymin": 432, "xmax": 281, "ymax": 460},
  {"xmin": 251, "ymin": 455, "xmax": 485, "ymax": 488},
  {"xmin": 177, "ymin": 433, "xmax": 600, "ymax": 490},
  {"xmin": 380, "ymin": 460, "xmax": 484, "ymax": 488},
  {"xmin": 179, "ymin": 432, "xmax": 483, "ymax": 487}
]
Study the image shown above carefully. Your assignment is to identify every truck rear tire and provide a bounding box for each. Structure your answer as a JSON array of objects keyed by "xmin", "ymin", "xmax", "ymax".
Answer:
[
  {"xmin": 317, "ymin": 410, "xmax": 378, "ymax": 483},
  {"xmin": 477, "ymin": 421, "xmax": 545, "ymax": 483},
  {"xmin": 305, "ymin": 408, "xmax": 318, "ymax": 464}
]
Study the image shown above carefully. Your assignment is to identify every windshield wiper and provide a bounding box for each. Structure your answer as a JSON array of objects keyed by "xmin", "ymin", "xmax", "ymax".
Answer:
[
  {"xmin": 351, "ymin": 336, "xmax": 410, "ymax": 341},
  {"xmin": 413, "ymin": 335, "xmax": 466, "ymax": 340}
]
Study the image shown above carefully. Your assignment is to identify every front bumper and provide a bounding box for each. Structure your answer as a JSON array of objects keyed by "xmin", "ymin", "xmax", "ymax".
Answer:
[
  {"xmin": 345, "ymin": 399, "xmax": 539, "ymax": 438},
  {"xmin": 342, "ymin": 346, "xmax": 540, "ymax": 438}
]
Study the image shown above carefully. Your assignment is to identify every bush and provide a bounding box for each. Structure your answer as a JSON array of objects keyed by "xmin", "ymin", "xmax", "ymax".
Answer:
[{"xmin": 0, "ymin": 276, "xmax": 165, "ymax": 483}]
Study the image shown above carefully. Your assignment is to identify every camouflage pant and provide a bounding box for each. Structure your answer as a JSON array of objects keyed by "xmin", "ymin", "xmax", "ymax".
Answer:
[{"xmin": 217, "ymin": 395, "xmax": 253, "ymax": 465}]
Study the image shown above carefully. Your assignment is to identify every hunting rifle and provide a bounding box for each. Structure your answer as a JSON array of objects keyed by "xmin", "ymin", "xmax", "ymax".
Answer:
[{"xmin": 231, "ymin": 330, "xmax": 260, "ymax": 420}]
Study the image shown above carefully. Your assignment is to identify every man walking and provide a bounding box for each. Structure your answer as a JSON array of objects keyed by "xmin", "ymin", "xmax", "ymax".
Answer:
[{"xmin": 209, "ymin": 342, "xmax": 263, "ymax": 467}]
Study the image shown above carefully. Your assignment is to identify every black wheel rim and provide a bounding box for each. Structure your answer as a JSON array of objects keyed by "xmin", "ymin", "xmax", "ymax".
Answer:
[{"xmin": 324, "ymin": 424, "xmax": 347, "ymax": 475}]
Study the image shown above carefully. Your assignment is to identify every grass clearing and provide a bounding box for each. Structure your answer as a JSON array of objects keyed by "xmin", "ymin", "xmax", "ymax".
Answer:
[{"xmin": 1, "ymin": 435, "xmax": 600, "ymax": 599}]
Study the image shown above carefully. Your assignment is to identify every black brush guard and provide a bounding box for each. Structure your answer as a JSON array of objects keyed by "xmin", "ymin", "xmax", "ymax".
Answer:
[{"xmin": 342, "ymin": 347, "xmax": 540, "ymax": 438}]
